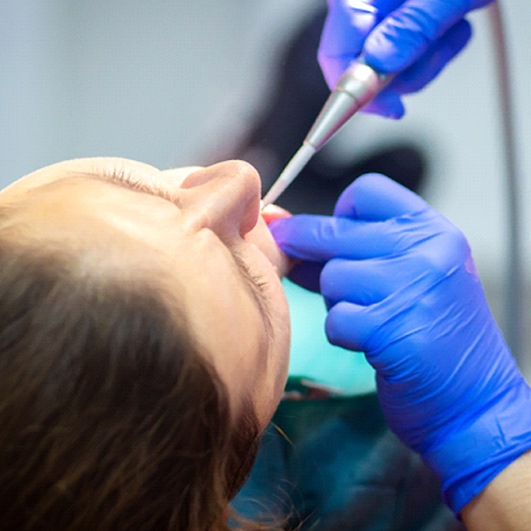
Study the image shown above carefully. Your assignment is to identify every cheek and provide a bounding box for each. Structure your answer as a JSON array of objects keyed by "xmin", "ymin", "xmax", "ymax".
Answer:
[{"xmin": 245, "ymin": 217, "xmax": 293, "ymax": 278}]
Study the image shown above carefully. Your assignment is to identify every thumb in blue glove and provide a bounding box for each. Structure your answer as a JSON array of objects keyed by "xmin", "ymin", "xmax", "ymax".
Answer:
[
  {"xmin": 319, "ymin": 0, "xmax": 491, "ymax": 118},
  {"xmin": 269, "ymin": 174, "xmax": 531, "ymax": 514}
]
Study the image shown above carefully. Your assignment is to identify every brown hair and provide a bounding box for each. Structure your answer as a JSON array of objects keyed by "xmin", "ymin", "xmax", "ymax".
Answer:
[{"xmin": 0, "ymin": 222, "xmax": 261, "ymax": 529}]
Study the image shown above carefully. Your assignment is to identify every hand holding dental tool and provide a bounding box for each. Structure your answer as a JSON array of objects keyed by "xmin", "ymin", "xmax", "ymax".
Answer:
[
  {"xmin": 319, "ymin": 0, "xmax": 493, "ymax": 118},
  {"xmin": 262, "ymin": 0, "xmax": 491, "ymax": 207},
  {"xmin": 270, "ymin": 174, "xmax": 531, "ymax": 515}
]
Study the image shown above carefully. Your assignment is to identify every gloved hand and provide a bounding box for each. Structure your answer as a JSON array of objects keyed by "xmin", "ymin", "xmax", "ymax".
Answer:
[
  {"xmin": 269, "ymin": 174, "xmax": 531, "ymax": 514},
  {"xmin": 319, "ymin": 0, "xmax": 493, "ymax": 118}
]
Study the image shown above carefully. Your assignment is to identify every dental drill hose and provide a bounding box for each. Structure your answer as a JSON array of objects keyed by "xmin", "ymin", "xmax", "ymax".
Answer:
[{"xmin": 487, "ymin": 2, "xmax": 525, "ymax": 363}]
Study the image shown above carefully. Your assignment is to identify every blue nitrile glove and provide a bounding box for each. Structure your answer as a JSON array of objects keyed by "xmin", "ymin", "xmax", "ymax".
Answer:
[
  {"xmin": 269, "ymin": 174, "xmax": 531, "ymax": 514},
  {"xmin": 319, "ymin": 0, "xmax": 492, "ymax": 118}
]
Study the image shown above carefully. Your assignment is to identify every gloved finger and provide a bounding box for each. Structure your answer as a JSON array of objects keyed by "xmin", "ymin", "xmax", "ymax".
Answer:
[
  {"xmin": 361, "ymin": 90, "xmax": 406, "ymax": 119},
  {"xmin": 270, "ymin": 215, "xmax": 399, "ymax": 262},
  {"xmin": 286, "ymin": 261, "xmax": 324, "ymax": 293},
  {"xmin": 319, "ymin": 0, "xmax": 383, "ymax": 88},
  {"xmin": 360, "ymin": 19, "xmax": 471, "ymax": 116},
  {"xmin": 390, "ymin": 19, "xmax": 472, "ymax": 95},
  {"xmin": 334, "ymin": 173, "xmax": 429, "ymax": 219},
  {"xmin": 270, "ymin": 176, "xmax": 434, "ymax": 262},
  {"xmin": 471, "ymin": 0, "xmax": 494, "ymax": 8},
  {"xmin": 321, "ymin": 256, "xmax": 407, "ymax": 306},
  {"xmin": 363, "ymin": 0, "xmax": 479, "ymax": 74},
  {"xmin": 325, "ymin": 300, "xmax": 377, "ymax": 352}
]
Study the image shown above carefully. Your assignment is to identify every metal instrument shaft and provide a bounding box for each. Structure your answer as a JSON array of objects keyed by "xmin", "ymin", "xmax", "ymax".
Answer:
[{"xmin": 262, "ymin": 61, "xmax": 390, "ymax": 208}]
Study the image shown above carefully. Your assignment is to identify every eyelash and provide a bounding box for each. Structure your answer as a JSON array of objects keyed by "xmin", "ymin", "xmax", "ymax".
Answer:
[
  {"xmin": 233, "ymin": 252, "xmax": 273, "ymax": 330},
  {"xmin": 105, "ymin": 168, "xmax": 181, "ymax": 206},
  {"xmin": 233, "ymin": 252, "xmax": 267, "ymax": 292},
  {"xmin": 250, "ymin": 273, "xmax": 269, "ymax": 294}
]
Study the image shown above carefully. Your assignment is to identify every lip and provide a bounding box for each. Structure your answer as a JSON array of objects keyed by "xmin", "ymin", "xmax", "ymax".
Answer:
[{"xmin": 260, "ymin": 203, "xmax": 291, "ymax": 226}]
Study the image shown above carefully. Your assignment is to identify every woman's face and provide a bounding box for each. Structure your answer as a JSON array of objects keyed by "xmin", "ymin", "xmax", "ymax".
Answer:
[{"xmin": 0, "ymin": 157, "xmax": 292, "ymax": 428}]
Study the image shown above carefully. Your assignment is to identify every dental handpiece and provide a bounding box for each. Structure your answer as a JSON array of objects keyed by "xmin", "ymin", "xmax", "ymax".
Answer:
[{"xmin": 261, "ymin": 61, "xmax": 391, "ymax": 208}]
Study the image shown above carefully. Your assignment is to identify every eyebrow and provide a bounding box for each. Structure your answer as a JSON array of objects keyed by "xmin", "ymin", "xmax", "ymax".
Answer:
[{"xmin": 231, "ymin": 251, "xmax": 274, "ymax": 337}]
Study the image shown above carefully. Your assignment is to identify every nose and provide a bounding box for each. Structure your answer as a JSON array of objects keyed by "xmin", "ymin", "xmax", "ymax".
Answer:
[{"xmin": 178, "ymin": 160, "xmax": 262, "ymax": 239}]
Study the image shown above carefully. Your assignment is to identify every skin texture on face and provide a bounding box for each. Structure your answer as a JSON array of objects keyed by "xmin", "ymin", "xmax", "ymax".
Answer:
[{"xmin": 0, "ymin": 157, "xmax": 292, "ymax": 428}]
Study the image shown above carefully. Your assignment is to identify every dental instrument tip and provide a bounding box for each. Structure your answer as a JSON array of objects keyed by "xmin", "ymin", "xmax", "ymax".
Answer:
[
  {"xmin": 261, "ymin": 61, "xmax": 390, "ymax": 208},
  {"xmin": 261, "ymin": 144, "xmax": 316, "ymax": 208}
]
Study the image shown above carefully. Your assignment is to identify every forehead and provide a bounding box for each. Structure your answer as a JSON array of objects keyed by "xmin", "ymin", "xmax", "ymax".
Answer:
[
  {"xmin": 0, "ymin": 174, "xmax": 194, "ymax": 302},
  {"xmin": 1, "ymin": 178, "xmax": 179, "ymax": 248},
  {"xmin": 0, "ymin": 162, "xmax": 267, "ymax": 315},
  {"xmin": 0, "ymin": 158, "xmax": 291, "ymax": 430},
  {"xmin": 0, "ymin": 166, "xmax": 264, "ymax": 335}
]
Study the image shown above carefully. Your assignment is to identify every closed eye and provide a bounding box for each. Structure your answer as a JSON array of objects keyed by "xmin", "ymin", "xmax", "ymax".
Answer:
[
  {"xmin": 69, "ymin": 168, "xmax": 183, "ymax": 207},
  {"xmin": 232, "ymin": 251, "xmax": 274, "ymax": 337},
  {"xmin": 102, "ymin": 168, "xmax": 182, "ymax": 207}
]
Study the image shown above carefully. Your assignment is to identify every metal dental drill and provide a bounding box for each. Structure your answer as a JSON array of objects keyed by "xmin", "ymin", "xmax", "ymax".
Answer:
[{"xmin": 261, "ymin": 60, "xmax": 390, "ymax": 208}]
